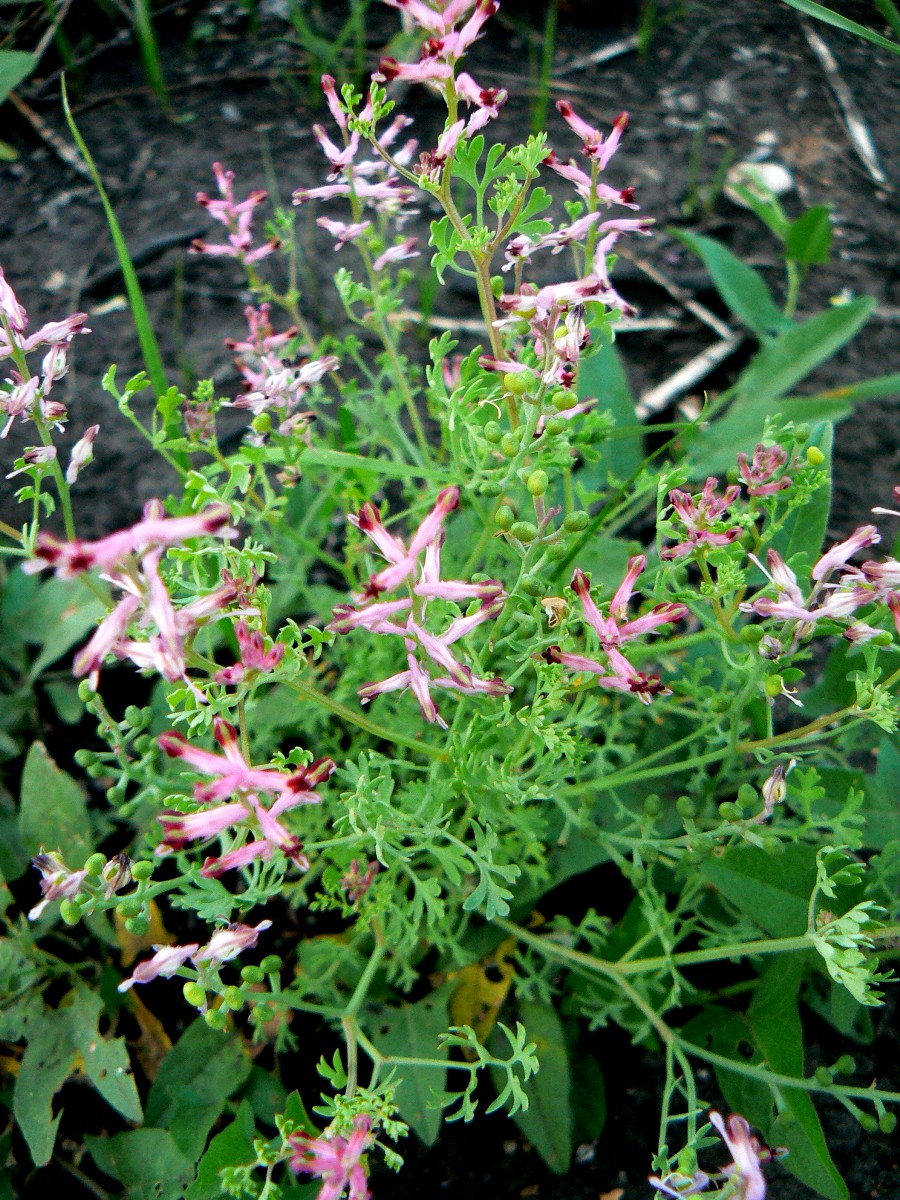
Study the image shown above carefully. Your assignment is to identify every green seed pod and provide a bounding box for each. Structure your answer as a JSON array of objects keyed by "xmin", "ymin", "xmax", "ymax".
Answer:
[
  {"xmin": 521, "ymin": 576, "xmax": 545, "ymax": 598},
  {"xmin": 629, "ymin": 866, "xmax": 647, "ymax": 889},
  {"xmin": 552, "ymin": 390, "xmax": 575, "ymax": 412},
  {"xmin": 718, "ymin": 802, "xmax": 742, "ymax": 822},
  {"xmin": 124, "ymin": 915, "xmax": 149, "ymax": 936},
  {"xmin": 503, "ymin": 371, "xmax": 531, "ymax": 396},
  {"xmin": 251, "ymin": 413, "xmax": 271, "ymax": 434},
  {"xmin": 563, "ymin": 510, "xmax": 590, "ymax": 533},
  {"xmin": 543, "ymin": 416, "xmax": 567, "ymax": 437},
  {"xmin": 740, "ymin": 624, "xmax": 765, "ymax": 645},
  {"xmin": 858, "ymin": 1112, "xmax": 878, "ymax": 1133},
  {"xmin": 490, "ymin": 274, "xmax": 504, "ymax": 298},
  {"xmin": 509, "ymin": 521, "xmax": 538, "ymax": 544},
  {"xmin": 874, "ymin": 631, "xmax": 893, "ymax": 647},
  {"xmin": 676, "ymin": 796, "xmax": 696, "ymax": 820},
  {"xmin": 793, "ymin": 423, "xmax": 811, "ymax": 444},
  {"xmin": 77, "ymin": 680, "xmax": 96, "ymax": 703},
  {"xmin": 879, "ymin": 1112, "xmax": 897, "ymax": 1135},
  {"xmin": 124, "ymin": 705, "xmax": 144, "ymax": 727},
  {"xmin": 834, "ymin": 1055, "xmax": 856, "ymax": 1075},
  {"xmin": 224, "ymin": 985, "xmax": 244, "ymax": 1011},
  {"xmin": 764, "ymin": 675, "xmax": 784, "ymax": 698},
  {"xmin": 815, "ymin": 1066, "xmax": 833, "ymax": 1087},
  {"xmin": 241, "ymin": 965, "xmax": 266, "ymax": 985},
  {"xmin": 640, "ymin": 843, "xmax": 660, "ymax": 864},
  {"xmin": 643, "ymin": 795, "xmax": 662, "ymax": 818},
  {"xmin": 183, "ymin": 982, "xmax": 206, "ymax": 1007},
  {"xmin": 805, "ymin": 445, "xmax": 825, "ymax": 467},
  {"xmin": 131, "ymin": 861, "xmax": 154, "ymax": 881},
  {"xmin": 545, "ymin": 542, "xmax": 569, "ymax": 562},
  {"xmin": 514, "ymin": 616, "xmax": 538, "ymax": 638},
  {"xmin": 60, "ymin": 899, "xmax": 82, "ymax": 926},
  {"xmin": 117, "ymin": 898, "xmax": 143, "ymax": 919},
  {"xmin": 204, "ymin": 1007, "xmax": 229, "ymax": 1031},
  {"xmin": 484, "ymin": 421, "xmax": 503, "ymax": 444},
  {"xmin": 74, "ymin": 749, "xmax": 97, "ymax": 768},
  {"xmin": 526, "ymin": 469, "xmax": 549, "ymax": 497},
  {"xmin": 761, "ymin": 835, "xmax": 783, "ymax": 855},
  {"xmin": 254, "ymin": 1003, "xmax": 274, "ymax": 1024},
  {"xmin": 480, "ymin": 481, "xmax": 503, "ymax": 497},
  {"xmin": 495, "ymin": 505, "xmax": 515, "ymax": 531},
  {"xmin": 500, "ymin": 433, "xmax": 519, "ymax": 457},
  {"xmin": 260, "ymin": 955, "xmax": 283, "ymax": 975},
  {"xmin": 84, "ymin": 853, "xmax": 106, "ymax": 876}
]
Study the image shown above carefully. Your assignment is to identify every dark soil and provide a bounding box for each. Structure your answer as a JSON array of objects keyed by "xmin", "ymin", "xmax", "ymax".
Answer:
[{"xmin": 1, "ymin": 1, "xmax": 898, "ymax": 1197}]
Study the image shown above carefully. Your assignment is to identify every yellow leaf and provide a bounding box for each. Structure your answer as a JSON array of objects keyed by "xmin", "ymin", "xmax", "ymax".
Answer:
[
  {"xmin": 125, "ymin": 992, "xmax": 173, "ymax": 1083},
  {"xmin": 448, "ymin": 936, "xmax": 517, "ymax": 1049},
  {"xmin": 115, "ymin": 899, "xmax": 175, "ymax": 966}
]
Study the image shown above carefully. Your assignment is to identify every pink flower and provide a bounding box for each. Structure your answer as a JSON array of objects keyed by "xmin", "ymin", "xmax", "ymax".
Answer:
[
  {"xmin": 812, "ymin": 525, "xmax": 880, "ymax": 580},
  {"xmin": 6, "ymin": 444, "xmax": 57, "ymax": 479},
  {"xmin": 317, "ymin": 217, "xmax": 372, "ymax": 248},
  {"xmin": 215, "ymin": 620, "xmax": 286, "ymax": 685},
  {"xmin": 376, "ymin": 56, "xmax": 454, "ymax": 83},
  {"xmin": 192, "ymin": 162, "xmax": 279, "ymax": 264},
  {"xmin": 350, "ymin": 486, "xmax": 460, "ymax": 597},
  {"xmin": 321, "ymin": 75, "xmax": 347, "ymax": 129},
  {"xmin": 372, "ymin": 237, "xmax": 419, "ymax": 272},
  {"xmin": 661, "ymin": 477, "xmax": 742, "ymax": 559},
  {"xmin": 193, "ymin": 920, "xmax": 273, "ymax": 965},
  {"xmin": 708, "ymin": 1111, "xmax": 771, "ymax": 1200},
  {"xmin": 117, "ymin": 944, "xmax": 200, "ymax": 991},
  {"xmin": 28, "ymin": 851, "xmax": 89, "ymax": 921},
  {"xmin": 736, "ymin": 444, "xmax": 791, "ymax": 497},
  {"xmin": 556, "ymin": 103, "xmax": 629, "ymax": 168},
  {"xmin": 289, "ymin": 1115, "xmax": 373, "ymax": 1200},
  {"xmin": 0, "ymin": 266, "xmax": 28, "ymax": 333},
  {"xmin": 66, "ymin": 423, "xmax": 99, "ymax": 483},
  {"xmin": 542, "ymin": 560, "xmax": 687, "ymax": 705},
  {"xmin": 543, "ymin": 149, "xmax": 638, "ymax": 209}
]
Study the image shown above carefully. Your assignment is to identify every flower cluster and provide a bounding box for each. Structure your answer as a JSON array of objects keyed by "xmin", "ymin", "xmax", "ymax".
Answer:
[
  {"xmin": 192, "ymin": 162, "xmax": 279, "ymax": 264},
  {"xmin": 329, "ymin": 486, "xmax": 510, "ymax": 726},
  {"xmin": 25, "ymin": 500, "xmax": 240, "ymax": 689},
  {"xmin": 661, "ymin": 477, "xmax": 742, "ymax": 560},
  {"xmin": 157, "ymin": 716, "xmax": 335, "ymax": 876},
  {"xmin": 118, "ymin": 919, "xmax": 273, "ymax": 991},
  {"xmin": 289, "ymin": 1114, "xmax": 372, "ymax": 1200},
  {"xmin": 544, "ymin": 557, "xmax": 688, "ymax": 703}
]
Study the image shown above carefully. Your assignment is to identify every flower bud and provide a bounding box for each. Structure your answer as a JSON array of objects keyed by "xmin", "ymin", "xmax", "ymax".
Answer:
[
  {"xmin": 718, "ymin": 802, "xmax": 742, "ymax": 821},
  {"xmin": 793, "ymin": 423, "xmax": 810, "ymax": 444},
  {"xmin": 551, "ymin": 390, "xmax": 575, "ymax": 411},
  {"xmin": 879, "ymin": 1113, "xmax": 897, "ymax": 1134},
  {"xmin": 858, "ymin": 1112, "xmax": 878, "ymax": 1133},
  {"xmin": 815, "ymin": 1066, "xmax": 833, "ymax": 1087},
  {"xmin": 124, "ymin": 705, "xmax": 145, "ymax": 727},
  {"xmin": 480, "ymin": 481, "xmax": 503, "ymax": 497},
  {"xmin": 834, "ymin": 1055, "xmax": 856, "ymax": 1075},
  {"xmin": 251, "ymin": 413, "xmax": 272, "ymax": 434},
  {"xmin": 643, "ymin": 795, "xmax": 662, "ymax": 818},
  {"xmin": 77, "ymin": 680, "xmax": 96, "ymax": 703}
]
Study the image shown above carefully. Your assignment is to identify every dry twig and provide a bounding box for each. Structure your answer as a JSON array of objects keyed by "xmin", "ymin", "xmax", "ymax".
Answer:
[{"xmin": 636, "ymin": 333, "xmax": 744, "ymax": 421}]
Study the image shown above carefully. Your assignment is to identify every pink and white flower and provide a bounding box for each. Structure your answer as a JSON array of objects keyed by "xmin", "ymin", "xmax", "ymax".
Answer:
[{"xmin": 289, "ymin": 1115, "xmax": 373, "ymax": 1200}]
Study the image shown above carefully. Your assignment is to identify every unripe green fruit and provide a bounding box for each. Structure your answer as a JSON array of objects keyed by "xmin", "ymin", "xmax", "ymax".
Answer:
[
  {"xmin": 834, "ymin": 1055, "xmax": 856, "ymax": 1075},
  {"xmin": 629, "ymin": 866, "xmax": 647, "ymax": 889},
  {"xmin": 509, "ymin": 521, "xmax": 537, "ymax": 544},
  {"xmin": 806, "ymin": 446, "xmax": 825, "ymax": 467},
  {"xmin": 514, "ymin": 616, "xmax": 538, "ymax": 638},
  {"xmin": 124, "ymin": 915, "xmax": 150, "ymax": 936},
  {"xmin": 495, "ymin": 505, "xmax": 515, "ymax": 531},
  {"xmin": 640, "ymin": 843, "xmax": 659, "ymax": 864},
  {"xmin": 521, "ymin": 576, "xmax": 545, "ymax": 598},
  {"xmin": 241, "ymin": 965, "xmax": 266, "ymax": 985},
  {"xmin": 490, "ymin": 274, "xmax": 504, "ymax": 297},
  {"xmin": 117, "ymin": 898, "xmax": 143, "ymax": 919},
  {"xmin": 480, "ymin": 481, "xmax": 503, "ymax": 497},
  {"xmin": 644, "ymin": 795, "xmax": 662, "ymax": 818},
  {"xmin": 204, "ymin": 1007, "xmax": 229, "ymax": 1031},
  {"xmin": 254, "ymin": 1003, "xmax": 275, "ymax": 1024},
  {"xmin": 741, "ymin": 624, "xmax": 765, "ymax": 644},
  {"xmin": 764, "ymin": 675, "xmax": 784, "ymax": 698},
  {"xmin": 762, "ymin": 835, "xmax": 784, "ymax": 855},
  {"xmin": 224, "ymin": 986, "xmax": 244, "ymax": 1011},
  {"xmin": 183, "ymin": 982, "xmax": 206, "ymax": 1007},
  {"xmin": 815, "ymin": 1066, "xmax": 833, "ymax": 1087},
  {"xmin": 676, "ymin": 796, "xmax": 696, "ymax": 820},
  {"xmin": 74, "ymin": 749, "xmax": 97, "ymax": 768},
  {"xmin": 260, "ymin": 955, "xmax": 283, "ymax": 974},
  {"xmin": 84, "ymin": 853, "xmax": 106, "ymax": 876},
  {"xmin": 503, "ymin": 371, "xmax": 530, "ymax": 396},
  {"xmin": 879, "ymin": 1112, "xmax": 897, "ymax": 1134},
  {"xmin": 60, "ymin": 899, "xmax": 82, "ymax": 925},
  {"xmin": 793, "ymin": 423, "xmax": 811, "ymax": 444},
  {"xmin": 77, "ymin": 680, "xmax": 96, "ymax": 703},
  {"xmin": 124, "ymin": 705, "xmax": 144, "ymax": 727},
  {"xmin": 526, "ymin": 469, "xmax": 549, "ymax": 497},
  {"xmin": 874, "ymin": 631, "xmax": 893, "ymax": 647},
  {"xmin": 131, "ymin": 861, "xmax": 154, "ymax": 881},
  {"xmin": 563, "ymin": 510, "xmax": 589, "ymax": 533},
  {"xmin": 484, "ymin": 421, "xmax": 503, "ymax": 444},
  {"xmin": 545, "ymin": 542, "xmax": 569, "ymax": 562},
  {"xmin": 251, "ymin": 413, "xmax": 271, "ymax": 434},
  {"xmin": 500, "ymin": 433, "xmax": 519, "ymax": 457},
  {"xmin": 859, "ymin": 1113, "xmax": 878, "ymax": 1133},
  {"xmin": 718, "ymin": 802, "xmax": 742, "ymax": 822},
  {"xmin": 543, "ymin": 416, "xmax": 567, "ymax": 437},
  {"xmin": 551, "ymin": 390, "xmax": 575, "ymax": 411}
]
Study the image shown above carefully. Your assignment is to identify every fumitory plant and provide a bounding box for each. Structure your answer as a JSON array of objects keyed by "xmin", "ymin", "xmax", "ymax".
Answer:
[{"xmin": 1, "ymin": 2, "xmax": 899, "ymax": 1199}]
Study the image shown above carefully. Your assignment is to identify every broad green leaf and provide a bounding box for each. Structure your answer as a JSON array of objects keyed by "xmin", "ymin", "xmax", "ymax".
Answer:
[
  {"xmin": 145, "ymin": 1020, "xmax": 252, "ymax": 1158},
  {"xmin": 86, "ymin": 1129, "xmax": 195, "ymax": 1200},
  {"xmin": 860, "ymin": 736, "xmax": 900, "ymax": 848},
  {"xmin": 0, "ymin": 50, "xmax": 35, "ymax": 105},
  {"xmin": 786, "ymin": 206, "xmax": 832, "ymax": 267},
  {"xmin": 672, "ymin": 229, "xmax": 793, "ymax": 339},
  {"xmin": 779, "ymin": 0, "xmax": 900, "ymax": 53},
  {"xmin": 775, "ymin": 421, "xmax": 833, "ymax": 563},
  {"xmin": 576, "ymin": 342, "xmax": 643, "ymax": 482},
  {"xmin": 18, "ymin": 742, "xmax": 92, "ymax": 866},
  {"xmin": 13, "ymin": 1008, "xmax": 76, "ymax": 1165},
  {"xmin": 569, "ymin": 1052, "xmax": 606, "ymax": 1145},
  {"xmin": 750, "ymin": 962, "xmax": 848, "ymax": 1199},
  {"xmin": 69, "ymin": 987, "xmax": 142, "ymax": 1122},
  {"xmin": 499, "ymin": 1001, "xmax": 572, "ymax": 1174},
  {"xmin": 25, "ymin": 577, "xmax": 106, "ymax": 681},
  {"xmin": 187, "ymin": 1100, "xmax": 256, "ymax": 1200},
  {"xmin": 796, "ymin": 372, "xmax": 900, "ymax": 408},
  {"xmin": 700, "ymin": 843, "xmax": 817, "ymax": 937},
  {"xmin": 734, "ymin": 298, "xmax": 874, "ymax": 407},
  {"xmin": 370, "ymin": 990, "xmax": 449, "ymax": 1145}
]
